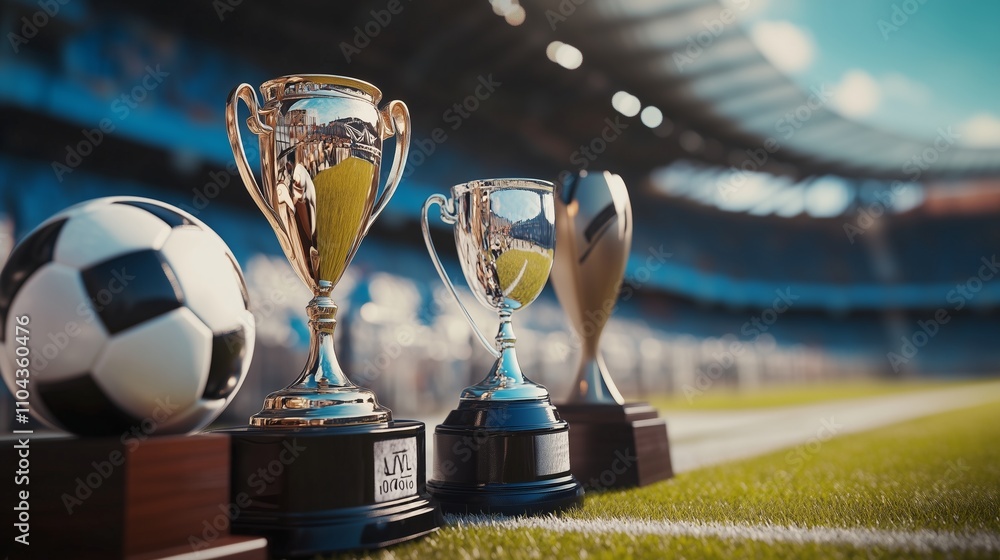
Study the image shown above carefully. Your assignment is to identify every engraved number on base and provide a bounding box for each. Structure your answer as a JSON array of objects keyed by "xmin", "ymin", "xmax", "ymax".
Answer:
[{"xmin": 374, "ymin": 437, "xmax": 418, "ymax": 503}]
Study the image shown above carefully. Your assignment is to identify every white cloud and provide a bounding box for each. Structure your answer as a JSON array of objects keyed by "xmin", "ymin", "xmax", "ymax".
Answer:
[
  {"xmin": 958, "ymin": 113, "xmax": 1000, "ymax": 148},
  {"xmin": 832, "ymin": 69, "xmax": 881, "ymax": 118},
  {"xmin": 721, "ymin": 0, "xmax": 770, "ymax": 19},
  {"xmin": 880, "ymin": 73, "xmax": 932, "ymax": 107},
  {"xmin": 750, "ymin": 20, "xmax": 815, "ymax": 73}
]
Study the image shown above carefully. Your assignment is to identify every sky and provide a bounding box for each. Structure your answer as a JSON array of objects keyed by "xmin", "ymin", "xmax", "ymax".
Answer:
[{"xmin": 739, "ymin": 0, "xmax": 1000, "ymax": 147}]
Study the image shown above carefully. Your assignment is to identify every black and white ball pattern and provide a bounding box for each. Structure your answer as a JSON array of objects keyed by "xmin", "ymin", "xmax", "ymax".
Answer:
[{"xmin": 0, "ymin": 197, "xmax": 255, "ymax": 436}]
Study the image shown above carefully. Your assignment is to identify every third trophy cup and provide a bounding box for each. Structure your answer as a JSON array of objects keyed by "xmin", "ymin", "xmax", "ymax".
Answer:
[
  {"xmin": 551, "ymin": 170, "xmax": 673, "ymax": 489},
  {"xmin": 422, "ymin": 179, "xmax": 584, "ymax": 514},
  {"xmin": 224, "ymin": 74, "xmax": 440, "ymax": 555}
]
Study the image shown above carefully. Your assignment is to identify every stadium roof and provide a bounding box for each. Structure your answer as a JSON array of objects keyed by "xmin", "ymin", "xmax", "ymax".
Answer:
[
  {"xmin": 14, "ymin": 0, "xmax": 996, "ymax": 198},
  {"xmin": 541, "ymin": 0, "xmax": 1000, "ymax": 181},
  {"xmin": 2, "ymin": 0, "xmax": 998, "ymax": 314}
]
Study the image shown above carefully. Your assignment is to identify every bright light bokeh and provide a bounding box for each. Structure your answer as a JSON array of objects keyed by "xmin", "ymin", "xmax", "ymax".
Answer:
[
  {"xmin": 612, "ymin": 90, "xmax": 641, "ymax": 117},
  {"xmin": 546, "ymin": 41, "xmax": 583, "ymax": 70},
  {"xmin": 641, "ymin": 106, "xmax": 664, "ymax": 128}
]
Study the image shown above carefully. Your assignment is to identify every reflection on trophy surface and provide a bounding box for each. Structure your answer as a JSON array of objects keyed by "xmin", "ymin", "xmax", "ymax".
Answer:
[
  {"xmin": 422, "ymin": 179, "xmax": 584, "ymax": 515},
  {"xmin": 551, "ymin": 170, "xmax": 673, "ymax": 489},
  {"xmin": 222, "ymin": 74, "xmax": 440, "ymax": 555}
]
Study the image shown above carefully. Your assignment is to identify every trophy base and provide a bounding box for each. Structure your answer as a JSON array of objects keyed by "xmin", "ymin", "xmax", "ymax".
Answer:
[
  {"xmin": 0, "ymin": 433, "xmax": 268, "ymax": 560},
  {"xmin": 427, "ymin": 475, "xmax": 584, "ymax": 516},
  {"xmin": 428, "ymin": 399, "xmax": 584, "ymax": 515},
  {"xmin": 556, "ymin": 402, "xmax": 673, "ymax": 490},
  {"xmin": 217, "ymin": 420, "xmax": 441, "ymax": 557},
  {"xmin": 249, "ymin": 385, "xmax": 391, "ymax": 427}
]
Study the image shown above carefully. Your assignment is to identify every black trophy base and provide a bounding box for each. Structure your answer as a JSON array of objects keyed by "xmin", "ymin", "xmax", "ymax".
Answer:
[
  {"xmin": 217, "ymin": 420, "xmax": 442, "ymax": 558},
  {"xmin": 557, "ymin": 402, "xmax": 673, "ymax": 490},
  {"xmin": 429, "ymin": 399, "xmax": 584, "ymax": 515}
]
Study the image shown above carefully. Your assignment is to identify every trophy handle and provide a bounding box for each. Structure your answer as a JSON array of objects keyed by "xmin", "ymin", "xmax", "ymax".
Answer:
[
  {"xmin": 225, "ymin": 83, "xmax": 293, "ymax": 256},
  {"xmin": 365, "ymin": 100, "xmax": 411, "ymax": 236},
  {"xmin": 421, "ymin": 194, "xmax": 501, "ymax": 359}
]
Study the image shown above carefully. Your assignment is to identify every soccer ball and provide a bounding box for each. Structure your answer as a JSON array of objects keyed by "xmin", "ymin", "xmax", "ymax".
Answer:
[{"xmin": 0, "ymin": 197, "xmax": 255, "ymax": 436}]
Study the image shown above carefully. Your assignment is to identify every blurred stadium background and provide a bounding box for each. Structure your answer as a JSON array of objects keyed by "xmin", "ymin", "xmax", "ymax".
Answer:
[{"xmin": 2, "ymin": 0, "xmax": 999, "ymax": 429}]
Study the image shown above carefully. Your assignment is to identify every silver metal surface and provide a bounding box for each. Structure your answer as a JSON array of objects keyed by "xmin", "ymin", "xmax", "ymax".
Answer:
[
  {"xmin": 226, "ymin": 74, "xmax": 411, "ymax": 426},
  {"xmin": 422, "ymin": 179, "xmax": 556, "ymax": 401},
  {"xmin": 551, "ymin": 170, "xmax": 632, "ymax": 405}
]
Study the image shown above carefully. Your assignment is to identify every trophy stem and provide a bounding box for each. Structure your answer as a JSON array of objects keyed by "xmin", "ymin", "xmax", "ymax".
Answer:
[
  {"xmin": 250, "ymin": 281, "xmax": 390, "ymax": 427},
  {"xmin": 458, "ymin": 304, "xmax": 549, "ymax": 400},
  {"xmin": 569, "ymin": 351, "xmax": 625, "ymax": 405},
  {"xmin": 493, "ymin": 306, "xmax": 523, "ymax": 384},
  {"xmin": 295, "ymin": 283, "xmax": 352, "ymax": 389}
]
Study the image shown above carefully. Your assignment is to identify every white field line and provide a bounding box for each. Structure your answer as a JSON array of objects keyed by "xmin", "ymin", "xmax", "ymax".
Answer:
[
  {"xmin": 665, "ymin": 381, "xmax": 1000, "ymax": 473},
  {"xmin": 144, "ymin": 537, "xmax": 268, "ymax": 560},
  {"xmin": 449, "ymin": 515, "xmax": 1000, "ymax": 554}
]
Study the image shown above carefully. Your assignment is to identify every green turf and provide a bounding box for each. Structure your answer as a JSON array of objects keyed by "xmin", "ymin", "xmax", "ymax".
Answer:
[
  {"xmin": 576, "ymin": 393, "xmax": 1000, "ymax": 532},
  {"xmin": 335, "ymin": 388, "xmax": 1000, "ymax": 560},
  {"xmin": 649, "ymin": 378, "xmax": 977, "ymax": 411}
]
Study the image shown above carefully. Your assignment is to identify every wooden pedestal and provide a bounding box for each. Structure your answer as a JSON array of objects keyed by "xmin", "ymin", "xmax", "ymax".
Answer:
[
  {"xmin": 0, "ymin": 433, "xmax": 266, "ymax": 560},
  {"xmin": 557, "ymin": 402, "xmax": 673, "ymax": 490}
]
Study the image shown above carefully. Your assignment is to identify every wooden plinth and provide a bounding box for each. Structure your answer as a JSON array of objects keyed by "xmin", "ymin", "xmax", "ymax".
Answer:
[
  {"xmin": 0, "ymin": 433, "xmax": 267, "ymax": 560},
  {"xmin": 557, "ymin": 402, "xmax": 673, "ymax": 490}
]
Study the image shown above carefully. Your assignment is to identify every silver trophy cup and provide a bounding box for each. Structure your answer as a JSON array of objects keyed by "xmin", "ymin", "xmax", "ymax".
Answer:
[
  {"xmin": 421, "ymin": 179, "xmax": 583, "ymax": 515},
  {"xmin": 422, "ymin": 179, "xmax": 556, "ymax": 400}
]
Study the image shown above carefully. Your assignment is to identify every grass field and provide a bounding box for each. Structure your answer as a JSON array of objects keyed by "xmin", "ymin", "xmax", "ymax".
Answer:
[
  {"xmin": 649, "ymin": 378, "xmax": 975, "ymax": 410},
  {"xmin": 343, "ymin": 387, "xmax": 1000, "ymax": 560}
]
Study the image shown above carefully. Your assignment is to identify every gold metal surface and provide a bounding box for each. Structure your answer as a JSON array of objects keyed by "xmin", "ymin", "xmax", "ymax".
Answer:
[{"xmin": 226, "ymin": 75, "xmax": 410, "ymax": 426}]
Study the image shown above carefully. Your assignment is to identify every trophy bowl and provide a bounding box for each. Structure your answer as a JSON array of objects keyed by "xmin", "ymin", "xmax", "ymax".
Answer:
[
  {"xmin": 421, "ymin": 179, "xmax": 584, "ymax": 515},
  {"xmin": 221, "ymin": 74, "xmax": 440, "ymax": 555}
]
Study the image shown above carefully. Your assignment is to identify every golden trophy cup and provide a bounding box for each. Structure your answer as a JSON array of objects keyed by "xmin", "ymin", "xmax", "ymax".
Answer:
[{"xmin": 222, "ymin": 74, "xmax": 440, "ymax": 555}]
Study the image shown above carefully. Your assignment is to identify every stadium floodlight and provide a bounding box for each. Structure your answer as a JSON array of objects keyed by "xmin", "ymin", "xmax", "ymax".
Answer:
[
  {"xmin": 641, "ymin": 106, "xmax": 664, "ymax": 128},
  {"xmin": 612, "ymin": 91, "xmax": 641, "ymax": 117},
  {"xmin": 547, "ymin": 41, "xmax": 583, "ymax": 70}
]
